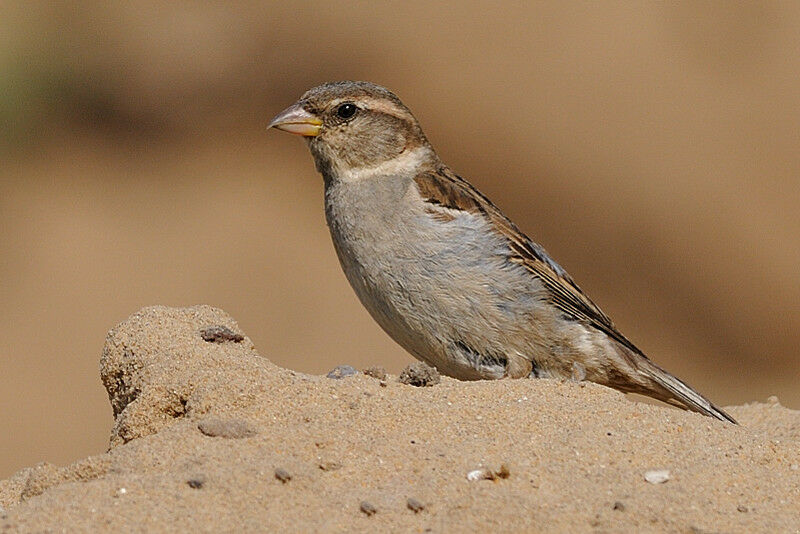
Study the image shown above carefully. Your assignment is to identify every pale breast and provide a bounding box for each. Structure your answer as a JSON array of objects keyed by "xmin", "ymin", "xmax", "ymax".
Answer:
[{"xmin": 324, "ymin": 174, "xmax": 554, "ymax": 379}]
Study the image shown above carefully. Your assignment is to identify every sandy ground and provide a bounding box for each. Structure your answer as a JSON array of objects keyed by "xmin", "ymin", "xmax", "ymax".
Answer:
[{"xmin": 1, "ymin": 306, "xmax": 797, "ymax": 532}]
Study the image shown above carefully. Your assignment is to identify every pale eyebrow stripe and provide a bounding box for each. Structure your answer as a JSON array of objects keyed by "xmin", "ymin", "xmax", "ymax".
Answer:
[{"xmin": 334, "ymin": 97, "xmax": 414, "ymax": 121}]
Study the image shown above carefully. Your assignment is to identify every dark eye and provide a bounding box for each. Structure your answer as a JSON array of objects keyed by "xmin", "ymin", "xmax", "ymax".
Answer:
[{"xmin": 336, "ymin": 103, "xmax": 357, "ymax": 119}]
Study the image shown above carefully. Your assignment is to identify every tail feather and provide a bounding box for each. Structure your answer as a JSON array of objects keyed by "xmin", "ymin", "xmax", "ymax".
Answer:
[
  {"xmin": 638, "ymin": 358, "xmax": 737, "ymax": 424},
  {"xmin": 610, "ymin": 344, "xmax": 737, "ymax": 424}
]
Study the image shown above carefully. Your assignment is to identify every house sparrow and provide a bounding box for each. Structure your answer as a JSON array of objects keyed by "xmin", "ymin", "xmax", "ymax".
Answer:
[{"xmin": 269, "ymin": 81, "xmax": 735, "ymax": 423}]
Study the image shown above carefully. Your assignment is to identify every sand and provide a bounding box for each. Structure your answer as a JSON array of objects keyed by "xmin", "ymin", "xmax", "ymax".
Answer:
[{"xmin": 1, "ymin": 306, "xmax": 798, "ymax": 532}]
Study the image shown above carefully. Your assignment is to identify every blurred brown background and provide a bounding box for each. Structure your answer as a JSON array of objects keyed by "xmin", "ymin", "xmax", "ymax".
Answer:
[{"xmin": 1, "ymin": 2, "xmax": 798, "ymax": 479}]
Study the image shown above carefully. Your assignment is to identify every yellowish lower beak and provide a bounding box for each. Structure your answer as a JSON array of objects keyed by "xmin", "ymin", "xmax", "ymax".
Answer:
[{"xmin": 268, "ymin": 103, "xmax": 322, "ymax": 137}]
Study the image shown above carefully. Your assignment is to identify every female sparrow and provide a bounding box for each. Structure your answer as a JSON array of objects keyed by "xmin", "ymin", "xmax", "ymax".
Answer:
[{"xmin": 269, "ymin": 81, "xmax": 735, "ymax": 423}]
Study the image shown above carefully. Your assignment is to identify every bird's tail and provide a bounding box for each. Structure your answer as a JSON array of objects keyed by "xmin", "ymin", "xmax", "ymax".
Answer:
[{"xmin": 616, "ymin": 346, "xmax": 737, "ymax": 424}]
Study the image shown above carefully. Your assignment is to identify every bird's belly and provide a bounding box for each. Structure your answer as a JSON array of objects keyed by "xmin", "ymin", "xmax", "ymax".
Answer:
[{"xmin": 326, "ymin": 195, "xmax": 551, "ymax": 379}]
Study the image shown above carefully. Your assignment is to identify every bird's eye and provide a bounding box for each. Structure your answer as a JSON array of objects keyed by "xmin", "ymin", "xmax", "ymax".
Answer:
[{"xmin": 336, "ymin": 103, "xmax": 357, "ymax": 119}]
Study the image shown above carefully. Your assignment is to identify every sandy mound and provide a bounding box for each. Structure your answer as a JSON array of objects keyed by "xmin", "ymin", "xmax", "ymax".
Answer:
[{"xmin": 1, "ymin": 306, "xmax": 798, "ymax": 532}]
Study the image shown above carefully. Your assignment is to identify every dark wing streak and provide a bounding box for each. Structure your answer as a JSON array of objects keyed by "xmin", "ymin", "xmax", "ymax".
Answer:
[{"xmin": 414, "ymin": 166, "xmax": 646, "ymax": 359}]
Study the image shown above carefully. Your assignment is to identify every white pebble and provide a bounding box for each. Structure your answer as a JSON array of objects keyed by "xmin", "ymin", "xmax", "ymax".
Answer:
[
  {"xmin": 466, "ymin": 468, "xmax": 493, "ymax": 482},
  {"xmin": 644, "ymin": 469, "xmax": 670, "ymax": 484}
]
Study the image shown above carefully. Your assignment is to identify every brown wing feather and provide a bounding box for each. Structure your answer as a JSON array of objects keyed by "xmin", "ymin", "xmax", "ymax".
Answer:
[{"xmin": 414, "ymin": 166, "xmax": 643, "ymax": 356}]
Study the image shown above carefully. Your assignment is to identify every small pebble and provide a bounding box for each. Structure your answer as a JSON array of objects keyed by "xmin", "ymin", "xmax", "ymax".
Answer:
[
  {"xmin": 613, "ymin": 501, "xmax": 625, "ymax": 511},
  {"xmin": 187, "ymin": 476, "xmax": 205, "ymax": 489},
  {"xmin": 362, "ymin": 366, "xmax": 387, "ymax": 380},
  {"xmin": 407, "ymin": 497, "xmax": 425, "ymax": 513},
  {"xmin": 495, "ymin": 463, "xmax": 511, "ymax": 479},
  {"xmin": 399, "ymin": 362, "xmax": 440, "ymax": 387},
  {"xmin": 360, "ymin": 501, "xmax": 377, "ymax": 516},
  {"xmin": 644, "ymin": 469, "xmax": 670, "ymax": 484},
  {"xmin": 319, "ymin": 461, "xmax": 343, "ymax": 471},
  {"xmin": 737, "ymin": 505, "xmax": 748, "ymax": 513},
  {"xmin": 326, "ymin": 365, "xmax": 358, "ymax": 379},
  {"xmin": 274, "ymin": 468, "xmax": 292, "ymax": 483},
  {"xmin": 466, "ymin": 463, "xmax": 511, "ymax": 482},
  {"xmin": 467, "ymin": 468, "xmax": 494, "ymax": 482},
  {"xmin": 198, "ymin": 417, "xmax": 256, "ymax": 439},
  {"xmin": 199, "ymin": 325, "xmax": 244, "ymax": 343}
]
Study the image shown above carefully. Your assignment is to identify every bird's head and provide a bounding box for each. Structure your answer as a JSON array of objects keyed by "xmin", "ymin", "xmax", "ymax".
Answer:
[{"xmin": 269, "ymin": 81, "xmax": 436, "ymax": 181}]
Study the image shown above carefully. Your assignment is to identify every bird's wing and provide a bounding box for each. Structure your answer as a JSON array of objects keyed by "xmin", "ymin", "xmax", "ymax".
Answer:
[{"xmin": 414, "ymin": 165, "xmax": 639, "ymax": 352}]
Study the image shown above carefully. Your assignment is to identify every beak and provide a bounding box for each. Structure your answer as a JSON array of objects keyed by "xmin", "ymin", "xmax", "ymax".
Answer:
[{"xmin": 268, "ymin": 102, "xmax": 322, "ymax": 137}]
